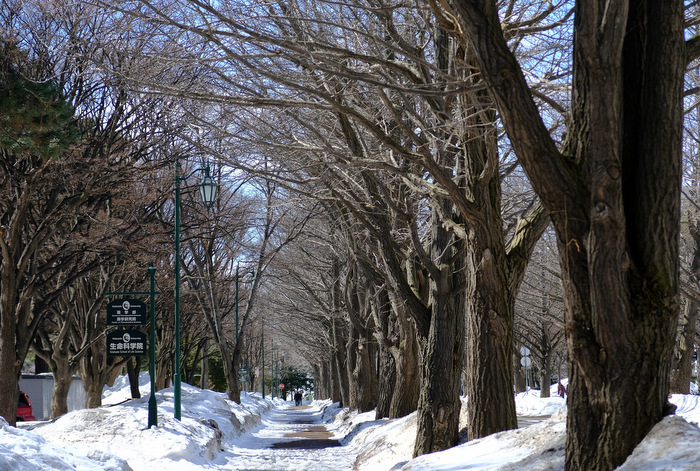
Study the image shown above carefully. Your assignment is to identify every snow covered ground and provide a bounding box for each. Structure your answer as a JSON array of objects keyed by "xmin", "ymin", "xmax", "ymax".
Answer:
[{"xmin": 2, "ymin": 375, "xmax": 700, "ymax": 470}]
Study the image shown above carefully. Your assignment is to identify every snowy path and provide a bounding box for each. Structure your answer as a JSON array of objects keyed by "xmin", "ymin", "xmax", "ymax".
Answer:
[{"xmin": 214, "ymin": 402, "xmax": 357, "ymax": 471}]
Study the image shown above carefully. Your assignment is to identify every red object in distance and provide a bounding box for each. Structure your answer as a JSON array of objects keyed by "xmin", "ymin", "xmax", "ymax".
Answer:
[{"xmin": 16, "ymin": 391, "xmax": 35, "ymax": 421}]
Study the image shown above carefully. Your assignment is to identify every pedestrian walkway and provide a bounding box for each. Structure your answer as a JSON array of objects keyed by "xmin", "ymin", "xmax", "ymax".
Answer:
[{"xmin": 217, "ymin": 401, "xmax": 355, "ymax": 471}]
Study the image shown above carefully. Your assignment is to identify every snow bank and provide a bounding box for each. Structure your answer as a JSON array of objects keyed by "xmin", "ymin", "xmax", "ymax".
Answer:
[
  {"xmin": 3, "ymin": 375, "xmax": 700, "ymax": 471},
  {"xmin": 515, "ymin": 389, "xmax": 566, "ymax": 416},
  {"xmin": 618, "ymin": 415, "xmax": 700, "ymax": 471},
  {"xmin": 7, "ymin": 378, "xmax": 272, "ymax": 471},
  {"xmin": 350, "ymin": 412, "xmax": 417, "ymax": 471},
  {"xmin": 670, "ymin": 393, "xmax": 700, "ymax": 425},
  {"xmin": 0, "ymin": 417, "xmax": 132, "ymax": 471}
]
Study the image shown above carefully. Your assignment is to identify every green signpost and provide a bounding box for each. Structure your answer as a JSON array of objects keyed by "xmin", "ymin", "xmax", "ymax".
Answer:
[{"xmin": 106, "ymin": 264, "xmax": 158, "ymax": 428}]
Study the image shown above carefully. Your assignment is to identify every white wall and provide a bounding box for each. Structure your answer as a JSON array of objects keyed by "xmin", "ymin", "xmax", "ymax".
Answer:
[{"xmin": 19, "ymin": 374, "xmax": 86, "ymax": 420}]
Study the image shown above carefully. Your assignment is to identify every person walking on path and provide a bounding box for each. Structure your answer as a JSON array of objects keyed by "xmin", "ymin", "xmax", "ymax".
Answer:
[
  {"xmin": 294, "ymin": 390, "xmax": 303, "ymax": 406},
  {"xmin": 557, "ymin": 381, "xmax": 566, "ymax": 399}
]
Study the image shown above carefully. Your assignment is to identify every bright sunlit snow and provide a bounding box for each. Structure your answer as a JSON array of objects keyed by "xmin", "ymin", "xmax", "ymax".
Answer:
[{"xmin": 2, "ymin": 374, "xmax": 700, "ymax": 470}]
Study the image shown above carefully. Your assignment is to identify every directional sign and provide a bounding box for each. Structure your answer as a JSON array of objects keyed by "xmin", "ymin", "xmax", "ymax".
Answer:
[
  {"xmin": 107, "ymin": 329, "xmax": 147, "ymax": 356},
  {"xmin": 238, "ymin": 368, "xmax": 249, "ymax": 383},
  {"xmin": 107, "ymin": 298, "xmax": 147, "ymax": 326}
]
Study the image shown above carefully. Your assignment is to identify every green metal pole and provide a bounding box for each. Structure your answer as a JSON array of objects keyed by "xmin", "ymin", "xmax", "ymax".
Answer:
[
  {"xmin": 235, "ymin": 262, "xmax": 239, "ymax": 340},
  {"xmin": 148, "ymin": 264, "xmax": 158, "ymax": 428},
  {"xmin": 275, "ymin": 348, "xmax": 278, "ymax": 399},
  {"xmin": 174, "ymin": 160, "xmax": 182, "ymax": 420},
  {"xmin": 271, "ymin": 339, "xmax": 274, "ymax": 399},
  {"xmin": 271, "ymin": 345, "xmax": 274, "ymax": 399},
  {"xmin": 261, "ymin": 323, "xmax": 265, "ymax": 398}
]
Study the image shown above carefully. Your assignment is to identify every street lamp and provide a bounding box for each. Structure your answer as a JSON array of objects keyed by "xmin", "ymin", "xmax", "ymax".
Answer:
[
  {"xmin": 174, "ymin": 161, "xmax": 217, "ymax": 420},
  {"xmin": 261, "ymin": 320, "xmax": 265, "ymax": 398}
]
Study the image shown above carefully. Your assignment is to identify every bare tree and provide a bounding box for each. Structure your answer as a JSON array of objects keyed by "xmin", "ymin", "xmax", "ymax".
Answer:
[
  {"xmin": 450, "ymin": 0, "xmax": 691, "ymax": 468},
  {"xmin": 92, "ymin": 0, "xmax": 559, "ymax": 453}
]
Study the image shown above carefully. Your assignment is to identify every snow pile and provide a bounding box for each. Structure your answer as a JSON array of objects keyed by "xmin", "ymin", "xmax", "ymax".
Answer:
[
  {"xmin": 348, "ymin": 412, "xmax": 417, "ymax": 470},
  {"xmin": 3, "ymin": 376, "xmax": 271, "ymax": 471},
  {"xmin": 2, "ymin": 374, "xmax": 700, "ymax": 470},
  {"xmin": 670, "ymin": 393, "xmax": 700, "ymax": 424},
  {"xmin": 344, "ymin": 389, "xmax": 700, "ymax": 470},
  {"xmin": 515, "ymin": 389, "xmax": 565, "ymax": 416},
  {"xmin": 616, "ymin": 416, "xmax": 700, "ymax": 470},
  {"xmin": 347, "ymin": 395, "xmax": 567, "ymax": 471},
  {"xmin": 0, "ymin": 417, "xmax": 132, "ymax": 471}
]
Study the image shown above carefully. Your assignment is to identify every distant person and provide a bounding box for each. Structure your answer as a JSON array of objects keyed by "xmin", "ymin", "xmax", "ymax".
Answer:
[
  {"xmin": 294, "ymin": 390, "xmax": 302, "ymax": 406},
  {"xmin": 557, "ymin": 381, "xmax": 566, "ymax": 398}
]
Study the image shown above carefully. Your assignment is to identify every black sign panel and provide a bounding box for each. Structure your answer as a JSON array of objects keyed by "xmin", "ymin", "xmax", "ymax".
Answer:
[
  {"xmin": 107, "ymin": 329, "xmax": 147, "ymax": 356},
  {"xmin": 107, "ymin": 298, "xmax": 147, "ymax": 326}
]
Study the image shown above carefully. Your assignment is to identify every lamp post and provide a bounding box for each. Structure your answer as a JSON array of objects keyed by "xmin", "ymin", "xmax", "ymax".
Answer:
[
  {"xmin": 148, "ymin": 264, "xmax": 157, "ymax": 428},
  {"xmin": 271, "ymin": 343, "xmax": 275, "ymax": 399},
  {"xmin": 174, "ymin": 161, "xmax": 217, "ymax": 420},
  {"xmin": 261, "ymin": 323, "xmax": 265, "ymax": 398}
]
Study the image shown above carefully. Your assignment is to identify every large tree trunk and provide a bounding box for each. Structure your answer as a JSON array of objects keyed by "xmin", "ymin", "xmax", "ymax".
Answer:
[
  {"xmin": 0, "ymin": 269, "xmax": 28, "ymax": 425},
  {"xmin": 461, "ymin": 123, "xmax": 518, "ymax": 437},
  {"xmin": 331, "ymin": 261, "xmax": 350, "ymax": 407},
  {"xmin": 413, "ymin": 207, "xmax": 465, "ymax": 456},
  {"xmin": 218, "ymin": 337, "xmax": 239, "ymax": 402},
  {"xmin": 347, "ymin": 330, "xmax": 378, "ymax": 413},
  {"xmin": 670, "ymin": 295, "xmax": 699, "ymax": 393},
  {"xmin": 46, "ymin": 340, "xmax": 80, "ymax": 418},
  {"xmin": 452, "ymin": 1, "xmax": 685, "ymax": 469},
  {"xmin": 126, "ymin": 356, "xmax": 141, "ymax": 399},
  {"xmin": 332, "ymin": 321, "xmax": 350, "ymax": 407},
  {"xmin": 80, "ymin": 342, "xmax": 127, "ymax": 409},
  {"xmin": 539, "ymin": 323, "xmax": 553, "ymax": 399},
  {"xmin": 563, "ymin": 3, "xmax": 683, "ymax": 469},
  {"xmin": 321, "ymin": 361, "xmax": 332, "ymax": 400},
  {"xmin": 375, "ymin": 344, "xmax": 396, "ymax": 419},
  {"xmin": 0, "ymin": 339, "xmax": 19, "ymax": 426},
  {"xmin": 513, "ymin": 357, "xmax": 526, "ymax": 394},
  {"xmin": 375, "ymin": 291, "xmax": 420, "ymax": 420},
  {"xmin": 84, "ymin": 379, "xmax": 104, "ymax": 409},
  {"xmin": 464, "ymin": 223, "xmax": 517, "ymax": 437},
  {"xmin": 389, "ymin": 311, "xmax": 420, "ymax": 419},
  {"xmin": 200, "ymin": 338, "xmax": 210, "ymax": 389},
  {"xmin": 670, "ymin": 223, "xmax": 700, "ymax": 393},
  {"xmin": 50, "ymin": 374, "xmax": 72, "ymax": 419},
  {"xmin": 81, "ymin": 346, "xmax": 104, "ymax": 408},
  {"xmin": 345, "ymin": 267, "xmax": 379, "ymax": 412}
]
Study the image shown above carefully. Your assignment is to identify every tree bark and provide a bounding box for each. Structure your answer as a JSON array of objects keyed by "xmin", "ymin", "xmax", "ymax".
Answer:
[
  {"xmin": 460, "ymin": 119, "xmax": 519, "ymax": 437},
  {"xmin": 44, "ymin": 334, "xmax": 79, "ymax": 418},
  {"xmin": 332, "ymin": 316, "xmax": 350, "ymax": 407},
  {"xmin": 464, "ymin": 224, "xmax": 517, "ymax": 436},
  {"xmin": 126, "ymin": 356, "xmax": 141, "ymax": 399},
  {"xmin": 413, "ymin": 206, "xmax": 465, "ymax": 456},
  {"xmin": 671, "ymin": 223, "xmax": 700, "ymax": 393},
  {"xmin": 80, "ymin": 341, "xmax": 127, "ymax": 409},
  {"xmin": 348, "ymin": 331, "xmax": 378, "ymax": 413},
  {"xmin": 389, "ymin": 309, "xmax": 420, "ymax": 419},
  {"xmin": 538, "ymin": 323, "xmax": 553, "ymax": 398},
  {"xmin": 452, "ymin": 1, "xmax": 685, "ymax": 469},
  {"xmin": 670, "ymin": 295, "xmax": 699, "ymax": 393},
  {"xmin": 201, "ymin": 338, "xmax": 210, "ymax": 389},
  {"xmin": 50, "ymin": 375, "xmax": 72, "ymax": 419},
  {"xmin": 375, "ymin": 344, "xmax": 396, "ymax": 419},
  {"xmin": 513, "ymin": 361, "xmax": 526, "ymax": 394}
]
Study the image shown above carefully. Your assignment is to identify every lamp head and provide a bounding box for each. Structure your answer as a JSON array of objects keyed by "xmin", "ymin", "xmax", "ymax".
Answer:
[{"xmin": 199, "ymin": 167, "xmax": 217, "ymax": 208}]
